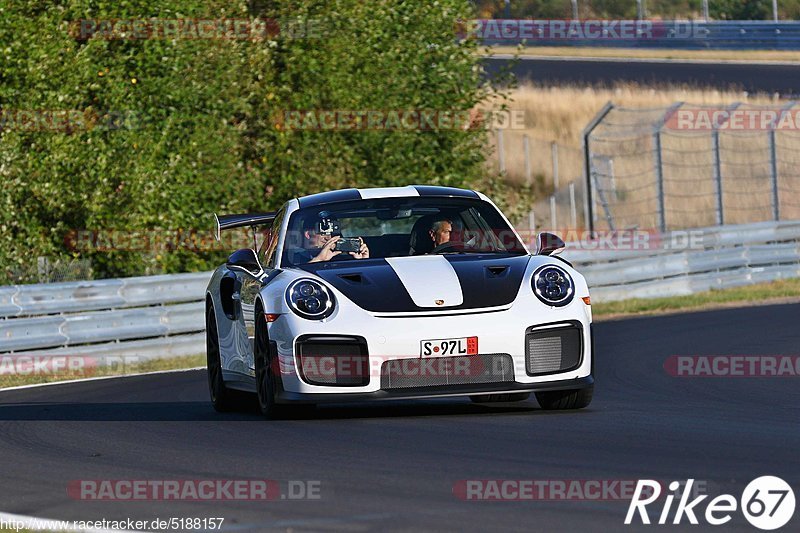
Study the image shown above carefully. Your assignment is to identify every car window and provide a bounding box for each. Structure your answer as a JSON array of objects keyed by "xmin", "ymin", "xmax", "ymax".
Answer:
[{"xmin": 281, "ymin": 196, "xmax": 525, "ymax": 266}]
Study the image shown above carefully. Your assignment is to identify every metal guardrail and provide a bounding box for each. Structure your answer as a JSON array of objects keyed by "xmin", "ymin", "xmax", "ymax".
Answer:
[
  {"xmin": 563, "ymin": 220, "xmax": 800, "ymax": 302},
  {"xmin": 481, "ymin": 21, "xmax": 800, "ymax": 50},
  {"xmin": 0, "ymin": 219, "xmax": 798, "ymax": 363},
  {"xmin": 0, "ymin": 272, "xmax": 211, "ymax": 362}
]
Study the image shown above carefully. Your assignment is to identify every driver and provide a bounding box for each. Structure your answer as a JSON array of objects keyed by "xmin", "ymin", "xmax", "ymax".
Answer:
[
  {"xmin": 298, "ymin": 215, "xmax": 369, "ymax": 263},
  {"xmin": 429, "ymin": 217, "xmax": 453, "ymax": 248}
]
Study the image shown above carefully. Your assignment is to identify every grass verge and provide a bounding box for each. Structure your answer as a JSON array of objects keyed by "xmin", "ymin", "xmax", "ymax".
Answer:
[
  {"xmin": 593, "ymin": 278, "xmax": 800, "ymax": 319},
  {"xmin": 487, "ymin": 46, "xmax": 800, "ymax": 63},
  {"xmin": 0, "ymin": 353, "xmax": 205, "ymax": 390}
]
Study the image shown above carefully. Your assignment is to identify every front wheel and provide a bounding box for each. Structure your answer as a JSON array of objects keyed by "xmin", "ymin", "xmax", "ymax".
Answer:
[
  {"xmin": 254, "ymin": 310, "xmax": 285, "ymax": 419},
  {"xmin": 535, "ymin": 385, "xmax": 593, "ymax": 410}
]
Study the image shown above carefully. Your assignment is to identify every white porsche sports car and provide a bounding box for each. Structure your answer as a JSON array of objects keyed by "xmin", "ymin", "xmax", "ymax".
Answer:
[{"xmin": 206, "ymin": 186, "xmax": 593, "ymax": 418}]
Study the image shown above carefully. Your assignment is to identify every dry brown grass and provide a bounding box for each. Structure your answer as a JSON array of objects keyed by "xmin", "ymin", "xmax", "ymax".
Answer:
[
  {"xmin": 494, "ymin": 83, "xmax": 779, "ymax": 147},
  {"xmin": 480, "ymin": 84, "xmax": 799, "ymax": 230}
]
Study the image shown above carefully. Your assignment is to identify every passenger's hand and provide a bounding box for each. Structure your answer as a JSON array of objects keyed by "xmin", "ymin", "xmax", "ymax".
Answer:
[
  {"xmin": 352, "ymin": 237, "xmax": 369, "ymax": 259},
  {"xmin": 310, "ymin": 236, "xmax": 342, "ymax": 262}
]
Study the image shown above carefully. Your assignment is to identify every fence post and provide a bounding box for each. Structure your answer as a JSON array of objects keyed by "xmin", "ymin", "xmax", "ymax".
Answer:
[
  {"xmin": 769, "ymin": 129, "xmax": 780, "ymax": 221},
  {"xmin": 569, "ymin": 181, "xmax": 578, "ymax": 229},
  {"xmin": 551, "ymin": 142, "xmax": 559, "ymax": 190},
  {"xmin": 709, "ymin": 103, "xmax": 742, "ymax": 226},
  {"xmin": 496, "ymin": 129, "xmax": 505, "ymax": 174},
  {"xmin": 523, "ymin": 134, "xmax": 532, "ymax": 184},
  {"xmin": 652, "ymin": 131, "xmax": 667, "ymax": 233},
  {"xmin": 37, "ymin": 257, "xmax": 48, "ymax": 284},
  {"xmin": 591, "ymin": 160, "xmax": 616, "ymax": 231},
  {"xmin": 582, "ymin": 102, "xmax": 615, "ymax": 235},
  {"xmin": 712, "ymin": 130, "xmax": 724, "ymax": 225},
  {"xmin": 550, "ymin": 195, "xmax": 557, "ymax": 230}
]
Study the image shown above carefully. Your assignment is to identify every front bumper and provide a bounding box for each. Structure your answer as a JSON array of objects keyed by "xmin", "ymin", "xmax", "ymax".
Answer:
[
  {"xmin": 276, "ymin": 375, "xmax": 593, "ymax": 403},
  {"xmin": 267, "ymin": 298, "xmax": 594, "ymax": 402}
]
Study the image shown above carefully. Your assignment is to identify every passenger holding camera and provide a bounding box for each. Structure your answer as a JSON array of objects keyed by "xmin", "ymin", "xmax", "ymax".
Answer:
[{"xmin": 302, "ymin": 216, "xmax": 369, "ymax": 263}]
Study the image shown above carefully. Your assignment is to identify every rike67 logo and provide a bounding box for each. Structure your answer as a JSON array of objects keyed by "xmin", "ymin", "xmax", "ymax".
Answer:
[{"xmin": 626, "ymin": 477, "xmax": 795, "ymax": 530}]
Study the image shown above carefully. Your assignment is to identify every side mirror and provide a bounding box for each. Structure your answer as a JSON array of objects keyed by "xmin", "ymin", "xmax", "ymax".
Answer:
[
  {"xmin": 226, "ymin": 248, "xmax": 263, "ymax": 275},
  {"xmin": 535, "ymin": 232, "xmax": 566, "ymax": 256}
]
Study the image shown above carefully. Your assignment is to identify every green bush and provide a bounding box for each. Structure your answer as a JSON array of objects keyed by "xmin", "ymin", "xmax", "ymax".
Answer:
[{"xmin": 1, "ymin": 1, "xmax": 508, "ymax": 282}]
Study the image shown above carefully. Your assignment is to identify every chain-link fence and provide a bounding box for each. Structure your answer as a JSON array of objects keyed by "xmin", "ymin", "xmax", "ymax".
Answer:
[
  {"xmin": 492, "ymin": 129, "xmax": 588, "ymax": 232},
  {"xmin": 583, "ymin": 102, "xmax": 800, "ymax": 231},
  {"xmin": 4, "ymin": 257, "xmax": 93, "ymax": 284},
  {"xmin": 492, "ymin": 102, "xmax": 800, "ymax": 234}
]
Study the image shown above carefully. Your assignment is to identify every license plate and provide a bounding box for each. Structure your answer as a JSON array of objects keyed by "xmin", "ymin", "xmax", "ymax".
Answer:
[{"xmin": 420, "ymin": 336, "xmax": 478, "ymax": 357}]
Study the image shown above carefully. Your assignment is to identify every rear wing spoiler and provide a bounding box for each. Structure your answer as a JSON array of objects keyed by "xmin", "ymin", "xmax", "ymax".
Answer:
[{"xmin": 214, "ymin": 212, "xmax": 277, "ymax": 242}]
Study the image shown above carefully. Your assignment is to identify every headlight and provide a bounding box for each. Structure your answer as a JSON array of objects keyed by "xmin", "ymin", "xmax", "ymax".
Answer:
[
  {"xmin": 532, "ymin": 264, "xmax": 574, "ymax": 307},
  {"xmin": 285, "ymin": 279, "xmax": 335, "ymax": 320}
]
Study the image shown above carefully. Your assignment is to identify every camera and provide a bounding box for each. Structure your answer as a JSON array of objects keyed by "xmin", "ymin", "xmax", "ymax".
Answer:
[
  {"xmin": 334, "ymin": 237, "xmax": 362, "ymax": 253},
  {"xmin": 316, "ymin": 216, "xmax": 340, "ymax": 236}
]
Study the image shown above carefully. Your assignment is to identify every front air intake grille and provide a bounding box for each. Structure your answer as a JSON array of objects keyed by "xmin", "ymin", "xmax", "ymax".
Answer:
[
  {"xmin": 380, "ymin": 353, "xmax": 514, "ymax": 390},
  {"xmin": 296, "ymin": 335, "xmax": 369, "ymax": 386},
  {"xmin": 525, "ymin": 323, "xmax": 583, "ymax": 376}
]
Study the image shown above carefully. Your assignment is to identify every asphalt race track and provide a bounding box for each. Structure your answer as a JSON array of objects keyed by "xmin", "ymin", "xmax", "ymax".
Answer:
[
  {"xmin": 484, "ymin": 56, "xmax": 800, "ymax": 96},
  {"xmin": 0, "ymin": 303, "xmax": 798, "ymax": 531}
]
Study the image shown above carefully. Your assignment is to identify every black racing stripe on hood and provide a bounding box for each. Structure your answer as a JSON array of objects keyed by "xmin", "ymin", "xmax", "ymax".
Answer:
[
  {"xmin": 300, "ymin": 259, "xmax": 418, "ymax": 313},
  {"xmin": 298, "ymin": 255, "xmax": 531, "ymax": 313},
  {"xmin": 447, "ymin": 254, "xmax": 531, "ymax": 308}
]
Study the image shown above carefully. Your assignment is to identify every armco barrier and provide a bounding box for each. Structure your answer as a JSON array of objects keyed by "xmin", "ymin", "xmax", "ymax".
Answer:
[
  {"xmin": 563, "ymin": 220, "xmax": 800, "ymax": 302},
  {"xmin": 0, "ymin": 272, "xmax": 211, "ymax": 365},
  {"xmin": 1, "ymin": 220, "xmax": 799, "ymax": 366}
]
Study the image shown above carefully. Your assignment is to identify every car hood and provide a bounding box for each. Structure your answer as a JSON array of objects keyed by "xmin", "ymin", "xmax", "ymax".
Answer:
[{"xmin": 298, "ymin": 254, "xmax": 531, "ymax": 313}]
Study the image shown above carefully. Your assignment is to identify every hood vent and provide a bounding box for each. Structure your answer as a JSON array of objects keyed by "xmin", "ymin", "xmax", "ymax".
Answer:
[
  {"xmin": 338, "ymin": 273, "xmax": 364, "ymax": 284},
  {"xmin": 486, "ymin": 265, "xmax": 509, "ymax": 278}
]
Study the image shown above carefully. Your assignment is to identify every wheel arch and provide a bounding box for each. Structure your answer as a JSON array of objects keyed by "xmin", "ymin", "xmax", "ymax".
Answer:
[{"xmin": 206, "ymin": 291, "xmax": 214, "ymax": 312}]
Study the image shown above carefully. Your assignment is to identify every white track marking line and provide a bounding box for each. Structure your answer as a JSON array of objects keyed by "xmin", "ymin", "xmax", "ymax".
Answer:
[
  {"xmin": 0, "ymin": 367, "xmax": 204, "ymax": 393},
  {"xmin": 0, "ymin": 510, "xmax": 147, "ymax": 532}
]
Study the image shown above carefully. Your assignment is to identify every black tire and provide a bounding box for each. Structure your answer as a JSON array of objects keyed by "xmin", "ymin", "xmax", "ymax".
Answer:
[
  {"xmin": 254, "ymin": 309, "xmax": 286, "ymax": 419},
  {"xmin": 535, "ymin": 385, "xmax": 593, "ymax": 410},
  {"xmin": 206, "ymin": 305, "xmax": 241, "ymax": 412},
  {"xmin": 470, "ymin": 393, "xmax": 531, "ymax": 403}
]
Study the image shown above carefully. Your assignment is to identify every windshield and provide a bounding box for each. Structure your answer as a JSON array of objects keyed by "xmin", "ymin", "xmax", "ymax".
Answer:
[{"xmin": 280, "ymin": 196, "xmax": 527, "ymax": 267}]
